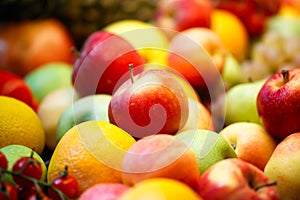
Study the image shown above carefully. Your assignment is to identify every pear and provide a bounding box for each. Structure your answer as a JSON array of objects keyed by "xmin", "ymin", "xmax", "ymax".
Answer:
[{"xmin": 225, "ymin": 78, "xmax": 266, "ymax": 125}]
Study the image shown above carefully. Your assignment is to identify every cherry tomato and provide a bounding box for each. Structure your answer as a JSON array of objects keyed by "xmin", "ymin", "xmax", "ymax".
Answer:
[
  {"xmin": 26, "ymin": 193, "xmax": 52, "ymax": 200},
  {"xmin": 25, "ymin": 186, "xmax": 52, "ymax": 200},
  {"xmin": 0, "ymin": 182, "xmax": 18, "ymax": 200},
  {"xmin": 12, "ymin": 156, "xmax": 43, "ymax": 187},
  {"xmin": 16, "ymin": 185, "xmax": 36, "ymax": 199},
  {"xmin": 48, "ymin": 166, "xmax": 79, "ymax": 200},
  {"xmin": 0, "ymin": 151, "xmax": 8, "ymax": 170},
  {"xmin": 0, "ymin": 70, "xmax": 36, "ymax": 111}
]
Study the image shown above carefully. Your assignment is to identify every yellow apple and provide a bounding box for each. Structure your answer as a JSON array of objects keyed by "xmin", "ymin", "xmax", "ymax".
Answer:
[
  {"xmin": 103, "ymin": 19, "xmax": 169, "ymax": 66},
  {"xmin": 37, "ymin": 87, "xmax": 78, "ymax": 150},
  {"xmin": 264, "ymin": 132, "xmax": 300, "ymax": 200}
]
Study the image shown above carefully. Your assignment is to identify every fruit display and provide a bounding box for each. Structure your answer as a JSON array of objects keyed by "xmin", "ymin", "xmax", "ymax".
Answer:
[{"xmin": 1, "ymin": 1, "xmax": 300, "ymax": 199}]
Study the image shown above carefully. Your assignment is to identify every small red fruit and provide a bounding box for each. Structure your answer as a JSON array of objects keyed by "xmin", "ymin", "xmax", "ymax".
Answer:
[
  {"xmin": 0, "ymin": 151, "xmax": 8, "ymax": 170},
  {"xmin": 0, "ymin": 182, "xmax": 18, "ymax": 200},
  {"xmin": 25, "ymin": 187, "xmax": 52, "ymax": 200},
  {"xmin": 12, "ymin": 155, "xmax": 43, "ymax": 187},
  {"xmin": 48, "ymin": 166, "xmax": 79, "ymax": 200}
]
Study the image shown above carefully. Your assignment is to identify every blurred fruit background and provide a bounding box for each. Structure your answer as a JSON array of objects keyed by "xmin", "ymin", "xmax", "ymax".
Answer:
[
  {"xmin": 1, "ymin": 0, "xmax": 300, "ymax": 199},
  {"xmin": 0, "ymin": 0, "xmax": 159, "ymax": 48}
]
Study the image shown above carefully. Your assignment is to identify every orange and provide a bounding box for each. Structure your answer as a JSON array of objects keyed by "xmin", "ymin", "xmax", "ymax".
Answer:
[
  {"xmin": 0, "ymin": 96, "xmax": 45, "ymax": 154},
  {"xmin": 47, "ymin": 120, "xmax": 136, "ymax": 195},
  {"xmin": 211, "ymin": 9, "xmax": 249, "ymax": 62},
  {"xmin": 119, "ymin": 178, "xmax": 203, "ymax": 200}
]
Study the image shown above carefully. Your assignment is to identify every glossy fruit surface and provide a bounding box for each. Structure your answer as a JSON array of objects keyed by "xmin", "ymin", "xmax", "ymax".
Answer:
[
  {"xmin": 48, "ymin": 168, "xmax": 79, "ymax": 200},
  {"xmin": 0, "ymin": 151, "xmax": 8, "ymax": 170},
  {"xmin": 0, "ymin": 182, "xmax": 18, "ymax": 200},
  {"xmin": 47, "ymin": 120, "xmax": 136, "ymax": 195},
  {"xmin": 0, "ymin": 96, "xmax": 45, "ymax": 154},
  {"xmin": 12, "ymin": 156, "xmax": 43, "ymax": 187},
  {"xmin": 0, "ymin": 70, "xmax": 35, "ymax": 110}
]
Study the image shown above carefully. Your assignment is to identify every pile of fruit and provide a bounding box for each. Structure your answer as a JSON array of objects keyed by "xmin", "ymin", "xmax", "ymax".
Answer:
[{"xmin": 1, "ymin": 0, "xmax": 300, "ymax": 199}]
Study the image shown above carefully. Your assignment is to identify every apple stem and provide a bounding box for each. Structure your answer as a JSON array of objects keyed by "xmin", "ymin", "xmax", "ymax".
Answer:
[
  {"xmin": 281, "ymin": 69, "xmax": 289, "ymax": 84},
  {"xmin": 129, "ymin": 63, "xmax": 134, "ymax": 84},
  {"xmin": 230, "ymin": 143, "xmax": 237, "ymax": 150},
  {"xmin": 254, "ymin": 181, "xmax": 277, "ymax": 191},
  {"xmin": 71, "ymin": 46, "xmax": 81, "ymax": 58},
  {"xmin": 248, "ymin": 77, "xmax": 253, "ymax": 83}
]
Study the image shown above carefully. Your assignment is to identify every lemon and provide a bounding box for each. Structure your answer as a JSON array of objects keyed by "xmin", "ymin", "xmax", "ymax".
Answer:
[
  {"xmin": 0, "ymin": 144, "xmax": 47, "ymax": 185},
  {"xmin": 47, "ymin": 120, "xmax": 136, "ymax": 195},
  {"xmin": 0, "ymin": 96, "xmax": 45, "ymax": 154}
]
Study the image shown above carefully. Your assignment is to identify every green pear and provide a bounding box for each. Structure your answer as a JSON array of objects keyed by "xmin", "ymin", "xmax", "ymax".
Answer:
[
  {"xmin": 56, "ymin": 94, "xmax": 112, "ymax": 141},
  {"xmin": 225, "ymin": 79, "xmax": 266, "ymax": 125},
  {"xmin": 176, "ymin": 129, "xmax": 237, "ymax": 174},
  {"xmin": 221, "ymin": 53, "xmax": 243, "ymax": 87}
]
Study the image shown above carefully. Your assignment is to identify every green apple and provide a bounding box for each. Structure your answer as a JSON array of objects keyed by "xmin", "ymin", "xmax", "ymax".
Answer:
[
  {"xmin": 225, "ymin": 78, "xmax": 266, "ymax": 125},
  {"xmin": 103, "ymin": 19, "xmax": 169, "ymax": 66},
  {"xmin": 56, "ymin": 94, "xmax": 112, "ymax": 141},
  {"xmin": 176, "ymin": 129, "xmax": 237, "ymax": 174},
  {"xmin": 24, "ymin": 62, "xmax": 73, "ymax": 102},
  {"xmin": 264, "ymin": 132, "xmax": 300, "ymax": 200},
  {"xmin": 221, "ymin": 53, "xmax": 243, "ymax": 88}
]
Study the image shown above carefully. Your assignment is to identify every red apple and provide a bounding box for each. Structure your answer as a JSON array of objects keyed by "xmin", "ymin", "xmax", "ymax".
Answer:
[
  {"xmin": 0, "ymin": 19, "xmax": 74, "ymax": 77},
  {"xmin": 72, "ymin": 31, "xmax": 145, "ymax": 96},
  {"xmin": 108, "ymin": 68, "xmax": 189, "ymax": 138},
  {"xmin": 154, "ymin": 0, "xmax": 212, "ymax": 33},
  {"xmin": 167, "ymin": 27, "xmax": 226, "ymax": 93},
  {"xmin": 0, "ymin": 70, "xmax": 36, "ymax": 111},
  {"xmin": 196, "ymin": 158, "xmax": 280, "ymax": 200},
  {"xmin": 78, "ymin": 183, "xmax": 130, "ymax": 200},
  {"xmin": 257, "ymin": 68, "xmax": 300, "ymax": 139},
  {"xmin": 122, "ymin": 134, "xmax": 200, "ymax": 189}
]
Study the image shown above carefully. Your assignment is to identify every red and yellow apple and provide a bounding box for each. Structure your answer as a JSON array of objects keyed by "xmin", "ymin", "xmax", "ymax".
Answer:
[
  {"xmin": 108, "ymin": 68, "xmax": 189, "ymax": 138},
  {"xmin": 78, "ymin": 183, "xmax": 130, "ymax": 200},
  {"xmin": 197, "ymin": 158, "xmax": 280, "ymax": 200},
  {"xmin": 72, "ymin": 31, "xmax": 145, "ymax": 97},
  {"xmin": 257, "ymin": 68, "xmax": 300, "ymax": 139},
  {"xmin": 121, "ymin": 134, "xmax": 200, "ymax": 189},
  {"xmin": 167, "ymin": 27, "xmax": 227, "ymax": 93},
  {"xmin": 219, "ymin": 122, "xmax": 277, "ymax": 170},
  {"xmin": 154, "ymin": 0, "xmax": 212, "ymax": 32},
  {"xmin": 264, "ymin": 132, "xmax": 300, "ymax": 200}
]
